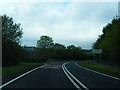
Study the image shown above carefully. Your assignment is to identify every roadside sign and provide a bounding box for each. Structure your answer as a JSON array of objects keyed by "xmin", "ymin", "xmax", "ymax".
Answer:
[
  {"xmin": 92, "ymin": 49, "xmax": 102, "ymax": 54},
  {"xmin": 92, "ymin": 49, "xmax": 102, "ymax": 64}
]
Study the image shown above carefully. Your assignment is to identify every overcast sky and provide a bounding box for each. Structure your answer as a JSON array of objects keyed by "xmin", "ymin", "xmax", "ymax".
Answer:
[{"xmin": 0, "ymin": 0, "xmax": 118, "ymax": 49}]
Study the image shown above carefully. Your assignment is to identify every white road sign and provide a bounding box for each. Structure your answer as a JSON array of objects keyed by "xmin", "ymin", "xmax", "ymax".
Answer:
[{"xmin": 92, "ymin": 49, "xmax": 102, "ymax": 54}]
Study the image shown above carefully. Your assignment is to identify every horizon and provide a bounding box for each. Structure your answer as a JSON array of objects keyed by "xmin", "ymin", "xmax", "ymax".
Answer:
[{"xmin": 0, "ymin": 1, "xmax": 118, "ymax": 49}]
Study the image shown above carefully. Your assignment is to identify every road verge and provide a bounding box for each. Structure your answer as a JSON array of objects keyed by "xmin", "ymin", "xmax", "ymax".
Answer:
[{"xmin": 76, "ymin": 60, "xmax": 120, "ymax": 79}]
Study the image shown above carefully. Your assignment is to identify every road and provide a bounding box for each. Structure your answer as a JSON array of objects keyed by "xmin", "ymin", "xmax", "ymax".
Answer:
[{"xmin": 1, "ymin": 61, "xmax": 120, "ymax": 89}]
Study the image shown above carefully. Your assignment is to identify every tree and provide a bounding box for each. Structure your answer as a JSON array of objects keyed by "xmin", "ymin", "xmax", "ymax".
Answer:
[
  {"xmin": 2, "ymin": 15, "xmax": 23, "ymax": 43},
  {"xmin": 53, "ymin": 43, "xmax": 66, "ymax": 49},
  {"xmin": 67, "ymin": 45, "xmax": 76, "ymax": 50},
  {"xmin": 37, "ymin": 35, "xmax": 54, "ymax": 48},
  {"xmin": 2, "ymin": 15, "xmax": 24, "ymax": 66},
  {"xmin": 93, "ymin": 18, "xmax": 120, "ymax": 64},
  {"xmin": 34, "ymin": 35, "xmax": 54, "ymax": 62},
  {"xmin": 34, "ymin": 36, "xmax": 88, "ymax": 62}
]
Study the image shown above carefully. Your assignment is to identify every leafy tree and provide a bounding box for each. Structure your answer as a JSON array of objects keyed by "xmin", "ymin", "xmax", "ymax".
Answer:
[
  {"xmin": 53, "ymin": 43, "xmax": 66, "ymax": 49},
  {"xmin": 93, "ymin": 18, "xmax": 120, "ymax": 64},
  {"xmin": 2, "ymin": 15, "xmax": 23, "ymax": 43},
  {"xmin": 33, "ymin": 48, "xmax": 51, "ymax": 62},
  {"xmin": 67, "ymin": 45, "xmax": 76, "ymax": 50},
  {"xmin": 37, "ymin": 35, "xmax": 54, "ymax": 48},
  {"xmin": 34, "ymin": 35, "xmax": 54, "ymax": 62},
  {"xmin": 34, "ymin": 36, "xmax": 89, "ymax": 62},
  {"xmin": 2, "ymin": 15, "xmax": 24, "ymax": 66},
  {"xmin": 66, "ymin": 45, "xmax": 86, "ymax": 60}
]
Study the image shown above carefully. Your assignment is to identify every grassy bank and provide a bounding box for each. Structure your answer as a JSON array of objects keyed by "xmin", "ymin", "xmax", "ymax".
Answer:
[
  {"xmin": 2, "ymin": 62, "xmax": 43, "ymax": 83},
  {"xmin": 77, "ymin": 60, "xmax": 120, "ymax": 78}
]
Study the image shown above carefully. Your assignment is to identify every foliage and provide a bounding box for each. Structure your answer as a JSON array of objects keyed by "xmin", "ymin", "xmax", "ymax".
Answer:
[
  {"xmin": 53, "ymin": 43, "xmax": 66, "ymax": 49},
  {"xmin": 37, "ymin": 35, "xmax": 54, "ymax": 48},
  {"xmin": 2, "ymin": 15, "xmax": 24, "ymax": 66},
  {"xmin": 33, "ymin": 36, "xmax": 89, "ymax": 62},
  {"xmin": 2, "ymin": 15, "xmax": 23, "ymax": 43},
  {"xmin": 1, "ymin": 15, "xmax": 91, "ymax": 66},
  {"xmin": 93, "ymin": 18, "xmax": 120, "ymax": 64}
]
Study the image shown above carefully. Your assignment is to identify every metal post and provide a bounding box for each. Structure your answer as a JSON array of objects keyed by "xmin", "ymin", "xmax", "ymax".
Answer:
[
  {"xmin": 94, "ymin": 54, "xmax": 95, "ymax": 64},
  {"xmin": 31, "ymin": 52, "xmax": 32, "ymax": 62},
  {"xmin": 100, "ymin": 53, "xmax": 101, "ymax": 64}
]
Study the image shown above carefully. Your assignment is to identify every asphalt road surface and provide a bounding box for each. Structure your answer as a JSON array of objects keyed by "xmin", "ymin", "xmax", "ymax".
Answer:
[{"xmin": 1, "ymin": 61, "xmax": 120, "ymax": 89}]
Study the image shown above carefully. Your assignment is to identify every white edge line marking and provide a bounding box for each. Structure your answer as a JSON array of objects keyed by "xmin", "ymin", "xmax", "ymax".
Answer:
[
  {"xmin": 75, "ymin": 63, "xmax": 120, "ymax": 81},
  {"xmin": 63, "ymin": 62, "xmax": 89, "ymax": 90},
  {"xmin": 0, "ymin": 65, "xmax": 45, "ymax": 89},
  {"xmin": 62, "ymin": 64, "xmax": 80, "ymax": 89}
]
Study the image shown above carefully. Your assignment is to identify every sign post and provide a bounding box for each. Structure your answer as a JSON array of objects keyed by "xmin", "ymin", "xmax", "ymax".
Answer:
[{"xmin": 92, "ymin": 49, "xmax": 102, "ymax": 64}]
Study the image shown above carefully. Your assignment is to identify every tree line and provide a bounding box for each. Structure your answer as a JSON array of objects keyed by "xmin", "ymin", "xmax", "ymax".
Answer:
[
  {"xmin": 1, "ymin": 14, "xmax": 91, "ymax": 66},
  {"xmin": 2, "ymin": 15, "xmax": 25, "ymax": 66},
  {"xmin": 93, "ymin": 17, "xmax": 120, "ymax": 65},
  {"xmin": 3, "ymin": 14, "xmax": 119, "ymax": 66},
  {"xmin": 31, "ymin": 35, "xmax": 90, "ymax": 62}
]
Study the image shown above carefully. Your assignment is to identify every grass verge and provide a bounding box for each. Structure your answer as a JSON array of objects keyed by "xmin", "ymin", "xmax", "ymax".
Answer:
[
  {"xmin": 77, "ymin": 60, "xmax": 120, "ymax": 78},
  {"xmin": 2, "ymin": 62, "xmax": 43, "ymax": 83}
]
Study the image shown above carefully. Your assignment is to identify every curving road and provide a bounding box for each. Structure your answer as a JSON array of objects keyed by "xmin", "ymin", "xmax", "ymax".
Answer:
[{"xmin": 1, "ymin": 61, "xmax": 120, "ymax": 89}]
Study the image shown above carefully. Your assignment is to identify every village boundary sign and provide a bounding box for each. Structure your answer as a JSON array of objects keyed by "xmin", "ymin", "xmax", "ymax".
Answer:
[
  {"xmin": 92, "ymin": 49, "xmax": 102, "ymax": 54},
  {"xmin": 92, "ymin": 49, "xmax": 102, "ymax": 64}
]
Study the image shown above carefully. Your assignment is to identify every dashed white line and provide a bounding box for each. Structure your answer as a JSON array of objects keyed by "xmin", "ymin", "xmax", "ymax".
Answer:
[{"xmin": 75, "ymin": 63, "xmax": 120, "ymax": 81}]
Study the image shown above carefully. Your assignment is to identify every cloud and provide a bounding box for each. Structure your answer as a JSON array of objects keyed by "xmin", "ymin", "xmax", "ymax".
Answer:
[{"xmin": 1, "ymin": 2, "xmax": 118, "ymax": 49}]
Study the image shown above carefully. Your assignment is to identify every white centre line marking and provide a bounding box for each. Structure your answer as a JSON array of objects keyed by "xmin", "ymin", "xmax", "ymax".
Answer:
[
  {"xmin": 62, "ymin": 62, "xmax": 89, "ymax": 90},
  {"xmin": 62, "ymin": 64, "xmax": 81, "ymax": 89}
]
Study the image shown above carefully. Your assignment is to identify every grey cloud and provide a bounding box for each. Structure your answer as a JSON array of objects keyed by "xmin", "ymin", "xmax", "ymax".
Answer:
[{"xmin": 1, "ymin": 2, "xmax": 117, "ymax": 49}]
